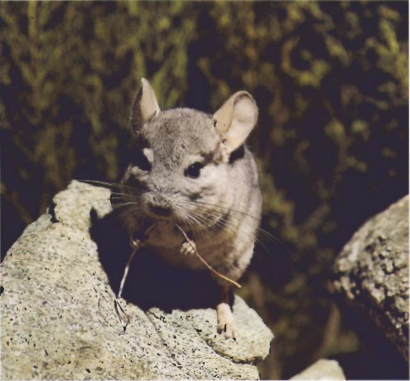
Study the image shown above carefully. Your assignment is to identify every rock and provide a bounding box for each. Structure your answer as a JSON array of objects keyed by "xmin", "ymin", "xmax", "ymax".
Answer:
[
  {"xmin": 290, "ymin": 359, "xmax": 346, "ymax": 380},
  {"xmin": 1, "ymin": 180, "xmax": 273, "ymax": 380},
  {"xmin": 334, "ymin": 196, "xmax": 409, "ymax": 360}
]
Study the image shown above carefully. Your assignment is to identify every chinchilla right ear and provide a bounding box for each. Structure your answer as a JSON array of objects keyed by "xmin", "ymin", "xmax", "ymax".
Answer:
[
  {"xmin": 213, "ymin": 91, "xmax": 258, "ymax": 152},
  {"xmin": 131, "ymin": 78, "xmax": 160, "ymax": 134}
]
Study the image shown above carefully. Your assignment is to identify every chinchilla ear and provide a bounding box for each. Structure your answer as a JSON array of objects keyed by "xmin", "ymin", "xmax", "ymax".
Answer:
[
  {"xmin": 131, "ymin": 78, "xmax": 160, "ymax": 134},
  {"xmin": 213, "ymin": 91, "xmax": 258, "ymax": 151}
]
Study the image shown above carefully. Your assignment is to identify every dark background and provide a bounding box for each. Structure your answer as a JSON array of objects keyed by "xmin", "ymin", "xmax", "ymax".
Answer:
[{"xmin": 1, "ymin": 1, "xmax": 408, "ymax": 379}]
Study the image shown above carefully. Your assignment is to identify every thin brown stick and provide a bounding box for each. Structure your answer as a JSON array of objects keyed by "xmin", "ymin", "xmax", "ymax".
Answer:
[
  {"xmin": 114, "ymin": 223, "xmax": 159, "ymax": 327},
  {"xmin": 175, "ymin": 224, "xmax": 242, "ymax": 289},
  {"xmin": 117, "ymin": 246, "xmax": 139, "ymax": 300},
  {"xmin": 116, "ymin": 222, "xmax": 158, "ymax": 300},
  {"xmin": 114, "ymin": 244, "xmax": 140, "ymax": 328}
]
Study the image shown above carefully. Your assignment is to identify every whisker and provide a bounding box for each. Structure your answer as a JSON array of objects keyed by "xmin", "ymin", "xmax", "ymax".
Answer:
[
  {"xmin": 177, "ymin": 202, "xmax": 222, "ymax": 234},
  {"xmin": 181, "ymin": 199, "xmax": 292, "ymax": 258},
  {"xmin": 78, "ymin": 179, "xmax": 146, "ymax": 194},
  {"xmin": 78, "ymin": 179, "xmax": 124, "ymax": 189},
  {"xmin": 183, "ymin": 207, "xmax": 270, "ymax": 257},
  {"xmin": 191, "ymin": 200, "xmax": 290, "ymax": 251},
  {"xmin": 111, "ymin": 202, "xmax": 139, "ymax": 209},
  {"xmin": 114, "ymin": 204, "xmax": 142, "ymax": 222}
]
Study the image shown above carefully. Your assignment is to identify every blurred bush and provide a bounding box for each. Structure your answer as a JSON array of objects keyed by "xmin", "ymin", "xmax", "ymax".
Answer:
[{"xmin": 1, "ymin": 1, "xmax": 408, "ymax": 379}]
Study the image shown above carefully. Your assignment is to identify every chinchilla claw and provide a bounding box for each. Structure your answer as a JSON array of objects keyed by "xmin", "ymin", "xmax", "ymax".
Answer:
[{"xmin": 180, "ymin": 241, "xmax": 196, "ymax": 256}]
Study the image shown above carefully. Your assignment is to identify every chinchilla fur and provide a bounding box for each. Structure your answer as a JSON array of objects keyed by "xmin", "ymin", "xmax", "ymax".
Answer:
[{"xmin": 119, "ymin": 79, "xmax": 262, "ymax": 284}]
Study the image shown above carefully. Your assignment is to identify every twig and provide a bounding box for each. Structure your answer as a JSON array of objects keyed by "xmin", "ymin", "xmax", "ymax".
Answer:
[
  {"xmin": 115, "ymin": 223, "xmax": 158, "ymax": 327},
  {"xmin": 175, "ymin": 224, "xmax": 242, "ymax": 289},
  {"xmin": 117, "ymin": 245, "xmax": 139, "ymax": 300},
  {"xmin": 114, "ymin": 244, "xmax": 139, "ymax": 328}
]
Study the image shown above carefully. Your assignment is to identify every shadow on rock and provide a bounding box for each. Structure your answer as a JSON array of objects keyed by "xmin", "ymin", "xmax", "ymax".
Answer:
[{"xmin": 90, "ymin": 209, "xmax": 220, "ymax": 312}]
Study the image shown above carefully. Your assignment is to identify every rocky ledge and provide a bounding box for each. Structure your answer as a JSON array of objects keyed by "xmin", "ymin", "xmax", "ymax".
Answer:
[{"xmin": 1, "ymin": 180, "xmax": 273, "ymax": 380}]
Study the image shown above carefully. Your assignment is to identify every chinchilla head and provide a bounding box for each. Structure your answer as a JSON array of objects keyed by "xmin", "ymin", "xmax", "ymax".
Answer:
[{"xmin": 119, "ymin": 78, "xmax": 258, "ymax": 230}]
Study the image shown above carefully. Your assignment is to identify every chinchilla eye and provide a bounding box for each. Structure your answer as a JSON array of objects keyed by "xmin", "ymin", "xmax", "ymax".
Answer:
[
  {"xmin": 131, "ymin": 150, "xmax": 151, "ymax": 172},
  {"xmin": 185, "ymin": 162, "xmax": 203, "ymax": 179}
]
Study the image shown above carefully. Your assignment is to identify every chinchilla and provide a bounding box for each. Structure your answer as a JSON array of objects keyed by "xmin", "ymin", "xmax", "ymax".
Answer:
[{"xmin": 117, "ymin": 78, "xmax": 262, "ymax": 338}]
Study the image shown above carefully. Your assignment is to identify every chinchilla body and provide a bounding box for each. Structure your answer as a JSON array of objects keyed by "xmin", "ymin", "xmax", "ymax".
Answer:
[{"xmin": 119, "ymin": 79, "xmax": 262, "ymax": 283}]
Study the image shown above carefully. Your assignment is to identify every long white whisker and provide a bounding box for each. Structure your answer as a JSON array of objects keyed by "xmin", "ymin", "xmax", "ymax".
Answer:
[
  {"xmin": 182, "ymin": 200, "xmax": 285, "ymax": 256},
  {"xmin": 191, "ymin": 200, "xmax": 288, "ymax": 249}
]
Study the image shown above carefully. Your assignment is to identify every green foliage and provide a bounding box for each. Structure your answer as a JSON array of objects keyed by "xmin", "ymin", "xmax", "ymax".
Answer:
[
  {"xmin": 1, "ymin": 1, "xmax": 197, "ymax": 215},
  {"xmin": 1, "ymin": 1, "xmax": 408, "ymax": 379}
]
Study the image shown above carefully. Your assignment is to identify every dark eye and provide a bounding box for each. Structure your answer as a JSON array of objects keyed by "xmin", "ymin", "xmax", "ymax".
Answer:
[
  {"xmin": 185, "ymin": 162, "xmax": 203, "ymax": 179},
  {"xmin": 131, "ymin": 150, "xmax": 151, "ymax": 171}
]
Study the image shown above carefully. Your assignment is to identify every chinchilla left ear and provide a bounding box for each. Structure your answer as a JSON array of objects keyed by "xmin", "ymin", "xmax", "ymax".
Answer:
[
  {"xmin": 213, "ymin": 91, "xmax": 258, "ymax": 151},
  {"xmin": 131, "ymin": 78, "xmax": 160, "ymax": 134}
]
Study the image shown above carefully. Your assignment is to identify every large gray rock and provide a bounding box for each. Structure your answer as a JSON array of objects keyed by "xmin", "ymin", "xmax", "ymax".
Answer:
[
  {"xmin": 334, "ymin": 196, "xmax": 409, "ymax": 360},
  {"xmin": 1, "ymin": 180, "xmax": 273, "ymax": 380}
]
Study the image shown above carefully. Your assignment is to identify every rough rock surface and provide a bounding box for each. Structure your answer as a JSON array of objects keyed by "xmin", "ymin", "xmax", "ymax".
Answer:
[
  {"xmin": 334, "ymin": 196, "xmax": 409, "ymax": 360},
  {"xmin": 290, "ymin": 359, "xmax": 346, "ymax": 380},
  {"xmin": 1, "ymin": 180, "xmax": 273, "ymax": 380}
]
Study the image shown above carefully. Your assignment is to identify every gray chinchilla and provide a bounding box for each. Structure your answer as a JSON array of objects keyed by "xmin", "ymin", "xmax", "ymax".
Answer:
[{"xmin": 118, "ymin": 78, "xmax": 262, "ymax": 338}]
